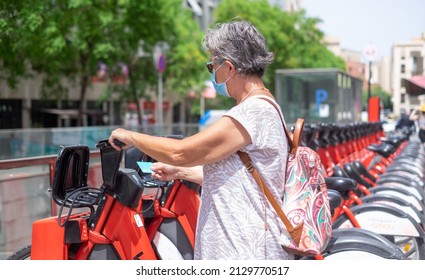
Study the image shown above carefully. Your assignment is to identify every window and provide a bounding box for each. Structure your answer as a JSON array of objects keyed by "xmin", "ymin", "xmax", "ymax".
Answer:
[
  {"xmin": 0, "ymin": 99, "xmax": 22, "ymax": 129},
  {"xmin": 401, "ymin": 64, "xmax": 405, "ymax": 73},
  {"xmin": 411, "ymin": 51, "xmax": 423, "ymax": 75},
  {"xmin": 413, "ymin": 56, "xmax": 418, "ymax": 73}
]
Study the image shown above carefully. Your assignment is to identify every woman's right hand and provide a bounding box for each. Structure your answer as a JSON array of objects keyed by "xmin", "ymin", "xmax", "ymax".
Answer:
[
  {"xmin": 151, "ymin": 162, "xmax": 182, "ymax": 181},
  {"xmin": 151, "ymin": 162, "xmax": 203, "ymax": 185}
]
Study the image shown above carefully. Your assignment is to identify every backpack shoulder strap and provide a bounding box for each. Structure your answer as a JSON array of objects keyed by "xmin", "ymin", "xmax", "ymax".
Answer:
[{"xmin": 237, "ymin": 150, "xmax": 303, "ymax": 246}]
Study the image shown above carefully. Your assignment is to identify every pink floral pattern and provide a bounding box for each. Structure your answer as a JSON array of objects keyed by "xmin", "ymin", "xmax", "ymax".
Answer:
[{"xmin": 278, "ymin": 146, "xmax": 332, "ymax": 256}]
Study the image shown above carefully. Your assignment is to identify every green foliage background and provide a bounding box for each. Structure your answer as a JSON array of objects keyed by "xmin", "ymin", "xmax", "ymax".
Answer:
[{"xmin": 0, "ymin": 0, "xmax": 348, "ymax": 124}]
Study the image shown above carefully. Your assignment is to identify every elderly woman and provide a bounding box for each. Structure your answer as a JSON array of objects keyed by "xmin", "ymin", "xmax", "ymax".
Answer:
[{"xmin": 108, "ymin": 20, "xmax": 291, "ymax": 260}]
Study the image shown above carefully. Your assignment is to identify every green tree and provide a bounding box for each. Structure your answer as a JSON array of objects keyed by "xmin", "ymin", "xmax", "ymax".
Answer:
[
  {"xmin": 0, "ymin": 0, "xmax": 42, "ymax": 88},
  {"xmin": 0, "ymin": 0, "xmax": 207, "ymax": 126},
  {"xmin": 101, "ymin": 0, "xmax": 207, "ymax": 125},
  {"xmin": 213, "ymin": 0, "xmax": 345, "ymax": 93}
]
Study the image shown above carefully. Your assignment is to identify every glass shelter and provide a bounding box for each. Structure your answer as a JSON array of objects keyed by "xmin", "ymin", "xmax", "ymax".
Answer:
[{"xmin": 275, "ymin": 68, "xmax": 363, "ymax": 124}]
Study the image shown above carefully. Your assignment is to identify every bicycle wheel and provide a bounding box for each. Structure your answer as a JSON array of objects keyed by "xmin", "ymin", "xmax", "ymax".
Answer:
[
  {"xmin": 333, "ymin": 204, "xmax": 425, "ymax": 260},
  {"xmin": 387, "ymin": 235, "xmax": 425, "ymax": 260},
  {"xmin": 323, "ymin": 228, "xmax": 406, "ymax": 260},
  {"xmin": 6, "ymin": 244, "xmax": 31, "ymax": 260}
]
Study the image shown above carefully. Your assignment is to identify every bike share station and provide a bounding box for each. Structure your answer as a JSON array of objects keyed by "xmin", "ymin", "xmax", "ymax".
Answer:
[
  {"xmin": 275, "ymin": 68, "xmax": 363, "ymax": 125},
  {"xmin": 275, "ymin": 68, "xmax": 425, "ymax": 260},
  {"xmin": 5, "ymin": 67, "xmax": 425, "ymax": 260}
]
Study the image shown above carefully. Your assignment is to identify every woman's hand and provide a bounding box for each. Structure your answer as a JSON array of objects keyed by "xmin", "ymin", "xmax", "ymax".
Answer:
[
  {"xmin": 151, "ymin": 162, "xmax": 203, "ymax": 185},
  {"xmin": 108, "ymin": 128, "xmax": 135, "ymax": 150},
  {"xmin": 151, "ymin": 162, "xmax": 182, "ymax": 181}
]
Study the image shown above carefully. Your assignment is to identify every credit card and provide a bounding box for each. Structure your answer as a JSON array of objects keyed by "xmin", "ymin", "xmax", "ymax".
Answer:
[{"xmin": 136, "ymin": 161, "xmax": 153, "ymax": 173}]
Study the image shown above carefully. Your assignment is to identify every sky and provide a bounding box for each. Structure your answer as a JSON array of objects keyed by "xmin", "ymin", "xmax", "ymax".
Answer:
[{"xmin": 300, "ymin": 0, "xmax": 425, "ymax": 60}]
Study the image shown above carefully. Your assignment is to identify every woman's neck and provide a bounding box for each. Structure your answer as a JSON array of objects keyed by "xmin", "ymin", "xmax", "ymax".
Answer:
[{"xmin": 234, "ymin": 76, "xmax": 272, "ymax": 104}]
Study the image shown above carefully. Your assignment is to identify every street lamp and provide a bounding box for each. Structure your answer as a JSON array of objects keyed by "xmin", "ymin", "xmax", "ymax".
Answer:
[
  {"xmin": 363, "ymin": 43, "xmax": 378, "ymax": 100},
  {"xmin": 363, "ymin": 43, "xmax": 379, "ymax": 122},
  {"xmin": 153, "ymin": 41, "xmax": 169, "ymax": 130}
]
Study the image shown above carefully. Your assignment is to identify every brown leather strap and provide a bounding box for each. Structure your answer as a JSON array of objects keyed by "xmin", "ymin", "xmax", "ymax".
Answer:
[
  {"xmin": 291, "ymin": 118, "xmax": 304, "ymax": 154},
  {"xmin": 237, "ymin": 150, "xmax": 303, "ymax": 246},
  {"xmin": 237, "ymin": 97, "xmax": 306, "ymax": 245}
]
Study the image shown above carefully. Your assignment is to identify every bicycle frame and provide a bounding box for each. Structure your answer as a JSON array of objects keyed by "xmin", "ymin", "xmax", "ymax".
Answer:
[{"xmin": 30, "ymin": 139, "xmax": 200, "ymax": 260}]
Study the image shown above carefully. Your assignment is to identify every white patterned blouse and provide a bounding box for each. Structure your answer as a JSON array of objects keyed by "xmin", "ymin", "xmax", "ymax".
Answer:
[{"xmin": 194, "ymin": 96, "xmax": 292, "ymax": 260}]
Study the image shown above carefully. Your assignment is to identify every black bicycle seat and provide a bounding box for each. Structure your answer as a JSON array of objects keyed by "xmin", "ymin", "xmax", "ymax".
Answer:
[
  {"xmin": 327, "ymin": 189, "xmax": 342, "ymax": 212},
  {"xmin": 366, "ymin": 143, "xmax": 395, "ymax": 158},
  {"xmin": 352, "ymin": 160, "xmax": 377, "ymax": 183},
  {"xmin": 380, "ymin": 137, "xmax": 402, "ymax": 147},
  {"xmin": 333, "ymin": 165, "xmax": 348, "ymax": 177},
  {"xmin": 325, "ymin": 176, "xmax": 357, "ymax": 193},
  {"xmin": 343, "ymin": 163, "xmax": 373, "ymax": 189}
]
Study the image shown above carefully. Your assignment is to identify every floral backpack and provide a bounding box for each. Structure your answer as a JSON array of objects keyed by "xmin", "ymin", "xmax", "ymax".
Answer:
[{"xmin": 238, "ymin": 98, "xmax": 332, "ymax": 256}]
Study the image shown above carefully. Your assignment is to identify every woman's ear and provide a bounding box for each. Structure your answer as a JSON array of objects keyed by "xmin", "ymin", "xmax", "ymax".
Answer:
[{"xmin": 226, "ymin": 60, "xmax": 237, "ymax": 77}]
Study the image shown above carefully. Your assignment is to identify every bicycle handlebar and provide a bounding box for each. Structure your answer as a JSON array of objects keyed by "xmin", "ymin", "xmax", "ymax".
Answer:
[
  {"xmin": 95, "ymin": 138, "xmax": 126, "ymax": 149},
  {"xmin": 113, "ymin": 138, "xmax": 126, "ymax": 148}
]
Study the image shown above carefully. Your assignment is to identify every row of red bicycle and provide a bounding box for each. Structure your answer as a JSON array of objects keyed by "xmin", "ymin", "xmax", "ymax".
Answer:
[
  {"xmin": 6, "ymin": 121, "xmax": 425, "ymax": 260},
  {"xmin": 303, "ymin": 122, "xmax": 425, "ymax": 260}
]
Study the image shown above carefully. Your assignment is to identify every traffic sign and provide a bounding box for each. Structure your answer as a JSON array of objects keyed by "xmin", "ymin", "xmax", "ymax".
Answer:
[
  {"xmin": 156, "ymin": 54, "xmax": 166, "ymax": 74},
  {"xmin": 363, "ymin": 44, "xmax": 378, "ymax": 62}
]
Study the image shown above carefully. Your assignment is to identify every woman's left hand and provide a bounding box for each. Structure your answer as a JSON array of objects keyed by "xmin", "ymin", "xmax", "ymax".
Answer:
[{"xmin": 109, "ymin": 128, "xmax": 135, "ymax": 150}]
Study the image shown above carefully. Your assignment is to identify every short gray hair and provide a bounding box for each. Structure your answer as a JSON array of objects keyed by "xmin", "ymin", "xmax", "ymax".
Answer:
[{"xmin": 202, "ymin": 20, "xmax": 274, "ymax": 77}]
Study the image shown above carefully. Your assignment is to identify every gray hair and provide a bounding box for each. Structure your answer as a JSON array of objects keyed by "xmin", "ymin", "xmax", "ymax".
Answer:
[{"xmin": 202, "ymin": 20, "xmax": 274, "ymax": 77}]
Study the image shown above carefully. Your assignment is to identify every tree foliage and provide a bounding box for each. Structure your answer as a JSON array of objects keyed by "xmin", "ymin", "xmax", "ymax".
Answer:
[
  {"xmin": 0, "ymin": 0, "xmax": 347, "ymax": 125},
  {"xmin": 214, "ymin": 0, "xmax": 345, "ymax": 92},
  {"xmin": 362, "ymin": 85, "xmax": 393, "ymax": 111},
  {"xmin": 0, "ymin": 0, "xmax": 207, "ymax": 125}
]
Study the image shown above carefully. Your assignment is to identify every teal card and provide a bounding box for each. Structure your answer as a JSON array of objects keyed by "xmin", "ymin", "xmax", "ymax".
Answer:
[{"xmin": 137, "ymin": 161, "xmax": 153, "ymax": 173}]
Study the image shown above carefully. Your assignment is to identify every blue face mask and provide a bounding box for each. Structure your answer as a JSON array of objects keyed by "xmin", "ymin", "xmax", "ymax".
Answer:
[{"xmin": 211, "ymin": 63, "xmax": 232, "ymax": 97}]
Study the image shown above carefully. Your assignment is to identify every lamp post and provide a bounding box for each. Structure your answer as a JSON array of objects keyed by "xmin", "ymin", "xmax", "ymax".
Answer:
[
  {"xmin": 363, "ymin": 43, "xmax": 379, "ymax": 121},
  {"xmin": 153, "ymin": 41, "xmax": 169, "ymax": 130},
  {"xmin": 363, "ymin": 44, "xmax": 378, "ymax": 106}
]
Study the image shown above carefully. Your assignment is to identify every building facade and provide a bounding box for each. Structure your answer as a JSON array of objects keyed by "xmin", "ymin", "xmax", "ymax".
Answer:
[
  {"xmin": 391, "ymin": 33, "xmax": 425, "ymax": 116},
  {"xmin": 340, "ymin": 48, "xmax": 367, "ymax": 86},
  {"xmin": 325, "ymin": 32, "xmax": 425, "ymax": 119}
]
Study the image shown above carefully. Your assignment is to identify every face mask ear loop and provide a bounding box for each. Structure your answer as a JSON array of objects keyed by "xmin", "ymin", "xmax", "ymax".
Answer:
[{"xmin": 213, "ymin": 63, "xmax": 230, "ymax": 82}]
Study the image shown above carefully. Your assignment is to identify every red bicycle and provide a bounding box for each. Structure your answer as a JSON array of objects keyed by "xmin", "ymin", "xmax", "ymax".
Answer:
[{"xmin": 7, "ymin": 138, "xmax": 200, "ymax": 260}]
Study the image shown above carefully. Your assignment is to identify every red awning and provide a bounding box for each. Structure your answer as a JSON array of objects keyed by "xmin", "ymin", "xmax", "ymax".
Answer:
[{"xmin": 403, "ymin": 75, "xmax": 425, "ymax": 96}]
